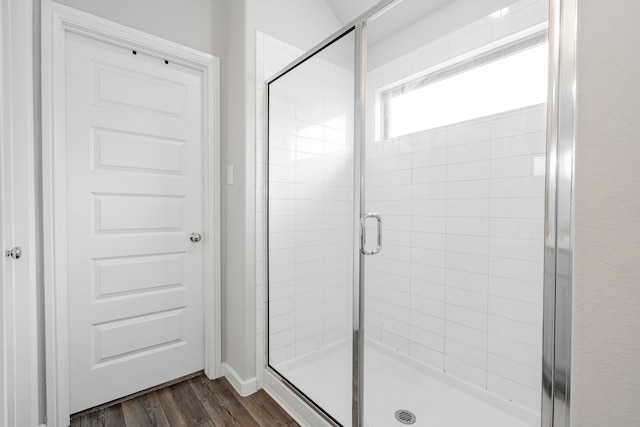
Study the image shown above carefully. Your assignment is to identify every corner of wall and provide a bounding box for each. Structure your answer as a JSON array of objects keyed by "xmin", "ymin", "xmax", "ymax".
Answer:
[
  {"xmin": 222, "ymin": 362, "xmax": 258, "ymax": 397},
  {"xmin": 221, "ymin": 0, "xmax": 258, "ymax": 383}
]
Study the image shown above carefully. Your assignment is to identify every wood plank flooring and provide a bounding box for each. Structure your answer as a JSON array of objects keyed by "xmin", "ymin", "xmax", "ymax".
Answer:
[{"xmin": 70, "ymin": 374, "xmax": 301, "ymax": 427}]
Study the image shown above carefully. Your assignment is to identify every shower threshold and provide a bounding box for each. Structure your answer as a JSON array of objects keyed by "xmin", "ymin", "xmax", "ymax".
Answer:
[{"xmin": 274, "ymin": 338, "xmax": 539, "ymax": 427}]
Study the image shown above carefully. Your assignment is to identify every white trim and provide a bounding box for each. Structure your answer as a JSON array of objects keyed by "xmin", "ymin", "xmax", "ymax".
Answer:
[
  {"xmin": 1, "ymin": 2, "xmax": 6, "ymax": 423},
  {"xmin": 1, "ymin": 0, "xmax": 40, "ymax": 425},
  {"xmin": 263, "ymin": 370, "xmax": 329, "ymax": 427},
  {"xmin": 222, "ymin": 363, "xmax": 258, "ymax": 397},
  {"xmin": 41, "ymin": 2, "xmax": 221, "ymax": 425},
  {"xmin": 202, "ymin": 32, "xmax": 223, "ymax": 385}
]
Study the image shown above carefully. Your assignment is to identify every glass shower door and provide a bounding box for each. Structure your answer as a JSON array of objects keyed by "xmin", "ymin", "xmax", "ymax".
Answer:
[
  {"xmin": 267, "ymin": 31, "xmax": 356, "ymax": 426},
  {"xmin": 267, "ymin": 1, "xmax": 551, "ymax": 425},
  {"xmin": 361, "ymin": 1, "xmax": 548, "ymax": 426}
]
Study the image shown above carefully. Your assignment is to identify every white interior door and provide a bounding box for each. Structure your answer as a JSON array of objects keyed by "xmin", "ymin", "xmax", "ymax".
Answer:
[
  {"xmin": 65, "ymin": 32, "xmax": 205, "ymax": 413},
  {"xmin": 1, "ymin": 0, "xmax": 40, "ymax": 424}
]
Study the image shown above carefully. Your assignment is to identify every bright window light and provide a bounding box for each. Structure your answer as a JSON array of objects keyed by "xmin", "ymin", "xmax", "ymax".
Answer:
[{"xmin": 387, "ymin": 42, "xmax": 548, "ymax": 139}]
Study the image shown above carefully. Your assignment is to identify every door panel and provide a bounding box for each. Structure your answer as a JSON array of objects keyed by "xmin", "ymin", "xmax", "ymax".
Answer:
[
  {"xmin": 94, "ymin": 194, "xmax": 184, "ymax": 232},
  {"xmin": 93, "ymin": 129, "xmax": 185, "ymax": 174},
  {"xmin": 93, "ymin": 253, "xmax": 184, "ymax": 297},
  {"xmin": 65, "ymin": 32, "xmax": 204, "ymax": 413}
]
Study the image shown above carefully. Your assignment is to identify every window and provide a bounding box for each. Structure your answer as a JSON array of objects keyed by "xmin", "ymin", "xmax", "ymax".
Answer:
[{"xmin": 380, "ymin": 32, "xmax": 548, "ymax": 140}]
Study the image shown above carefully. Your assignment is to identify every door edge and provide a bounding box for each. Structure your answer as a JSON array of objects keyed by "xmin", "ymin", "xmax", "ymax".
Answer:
[{"xmin": 1, "ymin": 0, "xmax": 40, "ymax": 425}]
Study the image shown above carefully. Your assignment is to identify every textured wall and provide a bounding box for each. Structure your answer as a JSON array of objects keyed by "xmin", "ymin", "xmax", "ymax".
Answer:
[{"xmin": 572, "ymin": 0, "xmax": 640, "ymax": 425}]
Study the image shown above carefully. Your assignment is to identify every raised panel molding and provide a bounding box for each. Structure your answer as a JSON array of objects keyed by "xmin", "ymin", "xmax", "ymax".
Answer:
[
  {"xmin": 93, "ymin": 128, "xmax": 186, "ymax": 175},
  {"xmin": 92, "ymin": 253, "xmax": 185, "ymax": 299},
  {"xmin": 93, "ymin": 308, "xmax": 185, "ymax": 364},
  {"xmin": 93, "ymin": 193, "xmax": 185, "ymax": 233},
  {"xmin": 95, "ymin": 63, "xmax": 187, "ymax": 118}
]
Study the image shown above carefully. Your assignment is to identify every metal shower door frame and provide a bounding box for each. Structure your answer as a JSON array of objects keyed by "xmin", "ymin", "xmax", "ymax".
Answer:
[{"xmin": 543, "ymin": 0, "xmax": 577, "ymax": 426}]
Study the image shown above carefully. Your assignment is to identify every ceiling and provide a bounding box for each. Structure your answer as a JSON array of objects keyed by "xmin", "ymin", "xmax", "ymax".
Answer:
[{"xmin": 325, "ymin": 0, "xmax": 379, "ymax": 25}]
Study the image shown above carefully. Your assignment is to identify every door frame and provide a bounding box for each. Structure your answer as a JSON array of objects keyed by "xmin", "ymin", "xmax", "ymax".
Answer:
[{"xmin": 41, "ymin": 1, "xmax": 221, "ymax": 425}]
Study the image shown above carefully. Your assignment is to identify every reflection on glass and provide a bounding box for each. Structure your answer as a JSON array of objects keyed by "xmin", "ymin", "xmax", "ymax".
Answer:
[{"xmin": 267, "ymin": 32, "xmax": 355, "ymax": 427}]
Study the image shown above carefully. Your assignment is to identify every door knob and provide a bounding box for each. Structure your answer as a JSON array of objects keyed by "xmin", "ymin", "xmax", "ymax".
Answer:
[
  {"xmin": 5, "ymin": 247, "xmax": 22, "ymax": 259},
  {"xmin": 190, "ymin": 233, "xmax": 202, "ymax": 243}
]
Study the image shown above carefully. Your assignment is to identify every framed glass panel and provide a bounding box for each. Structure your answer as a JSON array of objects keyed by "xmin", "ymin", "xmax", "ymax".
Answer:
[
  {"xmin": 362, "ymin": 1, "xmax": 548, "ymax": 425},
  {"xmin": 267, "ymin": 30, "xmax": 356, "ymax": 427}
]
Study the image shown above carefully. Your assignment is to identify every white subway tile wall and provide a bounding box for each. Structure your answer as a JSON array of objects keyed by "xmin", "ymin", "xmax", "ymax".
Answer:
[
  {"xmin": 364, "ymin": 0, "xmax": 547, "ymax": 412},
  {"xmin": 257, "ymin": 33, "xmax": 301, "ymax": 385},
  {"xmin": 364, "ymin": 105, "xmax": 545, "ymax": 411},
  {"xmin": 257, "ymin": 0, "xmax": 547, "ymax": 414},
  {"xmin": 257, "ymin": 32, "xmax": 355, "ymax": 376}
]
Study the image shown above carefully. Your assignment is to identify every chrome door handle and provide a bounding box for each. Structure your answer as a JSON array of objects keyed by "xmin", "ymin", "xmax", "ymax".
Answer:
[
  {"xmin": 360, "ymin": 213, "xmax": 382, "ymax": 255},
  {"xmin": 5, "ymin": 247, "xmax": 22, "ymax": 260},
  {"xmin": 190, "ymin": 233, "xmax": 202, "ymax": 243}
]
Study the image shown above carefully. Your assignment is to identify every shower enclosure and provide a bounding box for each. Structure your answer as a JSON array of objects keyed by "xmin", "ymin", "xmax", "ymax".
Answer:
[{"xmin": 263, "ymin": 0, "xmax": 574, "ymax": 426}]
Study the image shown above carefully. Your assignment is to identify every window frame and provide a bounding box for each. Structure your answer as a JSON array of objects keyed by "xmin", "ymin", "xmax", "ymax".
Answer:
[{"xmin": 379, "ymin": 30, "xmax": 548, "ymax": 140}]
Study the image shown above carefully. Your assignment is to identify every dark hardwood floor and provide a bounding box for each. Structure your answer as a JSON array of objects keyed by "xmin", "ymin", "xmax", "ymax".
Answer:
[{"xmin": 70, "ymin": 374, "xmax": 301, "ymax": 427}]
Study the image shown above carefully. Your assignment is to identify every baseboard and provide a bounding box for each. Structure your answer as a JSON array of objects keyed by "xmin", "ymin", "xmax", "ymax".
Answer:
[
  {"xmin": 263, "ymin": 369, "xmax": 330, "ymax": 427},
  {"xmin": 222, "ymin": 363, "xmax": 258, "ymax": 397}
]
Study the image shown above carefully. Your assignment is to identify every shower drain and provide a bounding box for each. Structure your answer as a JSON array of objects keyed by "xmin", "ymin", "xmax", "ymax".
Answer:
[{"xmin": 394, "ymin": 409, "xmax": 416, "ymax": 425}]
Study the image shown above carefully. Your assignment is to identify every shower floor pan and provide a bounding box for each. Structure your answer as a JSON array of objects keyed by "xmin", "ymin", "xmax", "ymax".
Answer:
[{"xmin": 276, "ymin": 339, "xmax": 539, "ymax": 427}]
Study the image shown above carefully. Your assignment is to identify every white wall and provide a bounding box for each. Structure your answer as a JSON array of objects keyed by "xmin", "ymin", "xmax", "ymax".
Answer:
[
  {"xmin": 572, "ymin": 0, "xmax": 640, "ymax": 425},
  {"xmin": 221, "ymin": 0, "xmax": 250, "ymax": 387},
  {"xmin": 261, "ymin": 33, "xmax": 355, "ymax": 367},
  {"xmin": 225, "ymin": 0, "xmax": 342, "ymax": 384},
  {"xmin": 364, "ymin": 106, "xmax": 546, "ymax": 412},
  {"xmin": 368, "ymin": 0, "xmax": 531, "ymax": 69},
  {"xmin": 246, "ymin": 0, "xmax": 342, "ymax": 53},
  {"xmin": 53, "ymin": 0, "xmax": 226, "ymax": 55}
]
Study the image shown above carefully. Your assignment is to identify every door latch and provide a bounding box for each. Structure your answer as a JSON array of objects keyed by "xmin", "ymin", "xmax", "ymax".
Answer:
[{"xmin": 5, "ymin": 247, "xmax": 22, "ymax": 260}]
